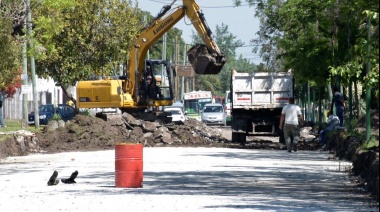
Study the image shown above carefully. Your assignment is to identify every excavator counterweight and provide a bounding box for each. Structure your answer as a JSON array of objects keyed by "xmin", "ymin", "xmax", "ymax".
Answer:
[{"xmin": 187, "ymin": 44, "xmax": 226, "ymax": 75}]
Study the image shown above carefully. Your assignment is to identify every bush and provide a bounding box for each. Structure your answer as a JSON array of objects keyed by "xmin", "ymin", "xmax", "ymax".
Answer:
[
  {"xmin": 50, "ymin": 113, "xmax": 62, "ymax": 121},
  {"xmin": 79, "ymin": 109, "xmax": 92, "ymax": 116}
]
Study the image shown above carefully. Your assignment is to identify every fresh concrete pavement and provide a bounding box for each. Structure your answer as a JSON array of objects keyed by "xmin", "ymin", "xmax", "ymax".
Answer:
[{"xmin": 0, "ymin": 147, "xmax": 378, "ymax": 212}]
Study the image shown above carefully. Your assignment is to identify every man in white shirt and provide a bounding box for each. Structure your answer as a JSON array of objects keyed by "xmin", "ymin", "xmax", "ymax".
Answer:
[{"xmin": 279, "ymin": 97, "xmax": 304, "ymax": 152}]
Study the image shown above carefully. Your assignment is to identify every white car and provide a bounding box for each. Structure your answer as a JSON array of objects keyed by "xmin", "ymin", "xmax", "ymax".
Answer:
[
  {"xmin": 201, "ymin": 103, "xmax": 226, "ymax": 126},
  {"xmin": 164, "ymin": 107, "xmax": 186, "ymax": 123}
]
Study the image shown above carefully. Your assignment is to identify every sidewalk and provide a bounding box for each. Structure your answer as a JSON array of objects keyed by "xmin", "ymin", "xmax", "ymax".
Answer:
[{"xmin": 0, "ymin": 147, "xmax": 377, "ymax": 212}]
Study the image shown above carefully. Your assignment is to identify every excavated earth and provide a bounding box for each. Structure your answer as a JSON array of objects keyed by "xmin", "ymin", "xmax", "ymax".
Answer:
[{"xmin": 0, "ymin": 110, "xmax": 379, "ymax": 201}]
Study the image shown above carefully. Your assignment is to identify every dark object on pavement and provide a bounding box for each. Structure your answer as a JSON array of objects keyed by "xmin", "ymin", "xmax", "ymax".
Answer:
[
  {"xmin": 61, "ymin": 170, "xmax": 78, "ymax": 184},
  {"xmin": 47, "ymin": 170, "xmax": 59, "ymax": 186}
]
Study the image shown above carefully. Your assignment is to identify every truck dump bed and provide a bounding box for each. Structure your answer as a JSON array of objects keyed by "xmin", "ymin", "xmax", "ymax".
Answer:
[{"xmin": 232, "ymin": 72, "xmax": 294, "ymax": 109}]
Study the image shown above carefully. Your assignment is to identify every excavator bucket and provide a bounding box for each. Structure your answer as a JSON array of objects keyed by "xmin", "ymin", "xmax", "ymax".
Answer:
[{"xmin": 187, "ymin": 44, "xmax": 226, "ymax": 75}]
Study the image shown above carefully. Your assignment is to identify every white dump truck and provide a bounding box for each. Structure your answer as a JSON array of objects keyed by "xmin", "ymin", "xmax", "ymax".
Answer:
[{"xmin": 231, "ymin": 70, "xmax": 294, "ymax": 144}]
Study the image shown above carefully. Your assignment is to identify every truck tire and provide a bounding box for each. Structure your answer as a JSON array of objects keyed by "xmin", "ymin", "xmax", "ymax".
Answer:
[
  {"xmin": 238, "ymin": 133, "xmax": 246, "ymax": 145},
  {"xmin": 232, "ymin": 132, "xmax": 246, "ymax": 145},
  {"xmin": 232, "ymin": 132, "xmax": 239, "ymax": 143}
]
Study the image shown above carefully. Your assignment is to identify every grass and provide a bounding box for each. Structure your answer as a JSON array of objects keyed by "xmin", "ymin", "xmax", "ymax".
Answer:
[
  {"xmin": 0, "ymin": 120, "xmax": 43, "ymax": 142},
  {"xmin": 0, "ymin": 120, "xmax": 42, "ymax": 132},
  {"xmin": 362, "ymin": 139, "xmax": 379, "ymax": 150}
]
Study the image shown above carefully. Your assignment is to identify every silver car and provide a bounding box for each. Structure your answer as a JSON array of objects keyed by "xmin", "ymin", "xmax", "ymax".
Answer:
[{"xmin": 201, "ymin": 103, "xmax": 226, "ymax": 126}]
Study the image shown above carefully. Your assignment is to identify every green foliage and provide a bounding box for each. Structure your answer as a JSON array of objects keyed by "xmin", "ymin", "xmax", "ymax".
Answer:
[
  {"xmin": 347, "ymin": 118, "xmax": 359, "ymax": 129},
  {"xmin": 0, "ymin": 1, "xmax": 23, "ymax": 91},
  {"xmin": 235, "ymin": 0, "xmax": 379, "ymax": 92},
  {"xmin": 79, "ymin": 109, "xmax": 92, "ymax": 116},
  {"xmin": 361, "ymin": 139, "xmax": 379, "ymax": 150},
  {"xmin": 147, "ymin": 26, "xmax": 186, "ymax": 63},
  {"xmin": 51, "ymin": 113, "xmax": 62, "ymax": 121},
  {"xmin": 32, "ymin": 0, "xmax": 141, "ymax": 86},
  {"xmin": 0, "ymin": 120, "xmax": 42, "ymax": 139}
]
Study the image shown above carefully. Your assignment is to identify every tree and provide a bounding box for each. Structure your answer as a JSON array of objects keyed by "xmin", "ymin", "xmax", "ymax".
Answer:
[
  {"xmin": 31, "ymin": 0, "xmax": 140, "ymax": 102},
  {"xmin": 235, "ymin": 0, "xmax": 379, "ymax": 135},
  {"xmin": 236, "ymin": 0, "xmax": 378, "ymax": 88},
  {"xmin": 0, "ymin": 0, "xmax": 23, "ymax": 97}
]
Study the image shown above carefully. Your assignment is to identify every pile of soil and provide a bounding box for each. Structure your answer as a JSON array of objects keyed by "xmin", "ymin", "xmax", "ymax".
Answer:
[
  {"xmin": 0, "ymin": 110, "xmax": 378, "ymax": 201},
  {"xmin": 1, "ymin": 113, "xmax": 232, "ymax": 156},
  {"xmin": 322, "ymin": 110, "xmax": 379, "ymax": 200}
]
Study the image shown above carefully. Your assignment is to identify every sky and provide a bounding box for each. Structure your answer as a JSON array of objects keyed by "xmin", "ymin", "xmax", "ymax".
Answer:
[{"xmin": 136, "ymin": 0, "xmax": 262, "ymax": 64}]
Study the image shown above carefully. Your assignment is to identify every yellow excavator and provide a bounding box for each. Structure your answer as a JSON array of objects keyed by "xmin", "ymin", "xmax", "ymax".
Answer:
[{"xmin": 76, "ymin": 0, "xmax": 226, "ymax": 114}]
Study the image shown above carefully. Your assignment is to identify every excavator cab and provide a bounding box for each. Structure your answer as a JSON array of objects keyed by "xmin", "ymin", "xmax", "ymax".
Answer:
[
  {"xmin": 144, "ymin": 60, "xmax": 174, "ymax": 107},
  {"xmin": 187, "ymin": 44, "xmax": 226, "ymax": 75}
]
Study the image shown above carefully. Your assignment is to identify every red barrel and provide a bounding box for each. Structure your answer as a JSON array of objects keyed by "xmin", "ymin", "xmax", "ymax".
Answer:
[{"xmin": 115, "ymin": 143, "xmax": 143, "ymax": 188}]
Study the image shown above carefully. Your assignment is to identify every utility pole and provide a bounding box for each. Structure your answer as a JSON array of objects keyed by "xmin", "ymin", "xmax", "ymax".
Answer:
[
  {"xmin": 22, "ymin": 2, "xmax": 28, "ymax": 128},
  {"xmin": 175, "ymin": 36, "xmax": 179, "ymax": 101},
  {"xmin": 181, "ymin": 44, "xmax": 187, "ymax": 100},
  {"xmin": 27, "ymin": 0, "xmax": 39, "ymax": 128}
]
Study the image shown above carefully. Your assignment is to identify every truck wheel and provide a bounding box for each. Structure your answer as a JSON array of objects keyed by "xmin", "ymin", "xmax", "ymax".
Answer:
[
  {"xmin": 239, "ymin": 133, "xmax": 246, "ymax": 145},
  {"xmin": 232, "ymin": 132, "xmax": 246, "ymax": 145},
  {"xmin": 232, "ymin": 132, "xmax": 239, "ymax": 143}
]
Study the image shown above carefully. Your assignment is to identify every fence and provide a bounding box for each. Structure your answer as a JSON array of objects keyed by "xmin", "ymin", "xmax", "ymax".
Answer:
[{"xmin": 3, "ymin": 88, "xmax": 55, "ymax": 120}]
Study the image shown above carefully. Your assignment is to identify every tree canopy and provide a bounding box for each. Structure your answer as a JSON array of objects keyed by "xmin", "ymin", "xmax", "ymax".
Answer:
[
  {"xmin": 0, "ymin": 0, "xmax": 24, "ymax": 97},
  {"xmin": 234, "ymin": 0, "xmax": 379, "ymax": 89},
  {"xmin": 32, "ymin": 0, "xmax": 140, "ymax": 88}
]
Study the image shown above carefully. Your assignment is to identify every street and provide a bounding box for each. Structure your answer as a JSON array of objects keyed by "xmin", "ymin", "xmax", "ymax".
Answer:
[{"xmin": 0, "ymin": 147, "xmax": 377, "ymax": 212}]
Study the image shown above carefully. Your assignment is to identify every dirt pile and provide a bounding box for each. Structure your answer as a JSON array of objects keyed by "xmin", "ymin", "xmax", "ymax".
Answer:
[
  {"xmin": 321, "ymin": 110, "xmax": 380, "ymax": 200},
  {"xmin": 35, "ymin": 113, "xmax": 231, "ymax": 154},
  {"xmin": 323, "ymin": 132, "xmax": 379, "ymax": 200},
  {"xmin": 0, "ymin": 112, "xmax": 319, "ymax": 157}
]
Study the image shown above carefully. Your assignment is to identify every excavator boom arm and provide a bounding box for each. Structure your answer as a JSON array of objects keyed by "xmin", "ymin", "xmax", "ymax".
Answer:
[
  {"xmin": 183, "ymin": 1, "xmax": 222, "ymax": 55},
  {"xmin": 76, "ymin": 0, "xmax": 225, "ymax": 112},
  {"xmin": 126, "ymin": 6, "xmax": 186, "ymax": 97},
  {"xmin": 127, "ymin": 0, "xmax": 225, "ymax": 97},
  {"xmin": 182, "ymin": 0, "xmax": 226, "ymax": 75}
]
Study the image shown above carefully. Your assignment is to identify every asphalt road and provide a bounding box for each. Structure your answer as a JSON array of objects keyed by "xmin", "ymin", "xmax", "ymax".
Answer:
[{"xmin": 0, "ymin": 147, "xmax": 377, "ymax": 212}]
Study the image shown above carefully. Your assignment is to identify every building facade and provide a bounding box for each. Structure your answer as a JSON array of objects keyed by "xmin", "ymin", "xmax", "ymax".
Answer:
[{"xmin": 3, "ymin": 77, "xmax": 76, "ymax": 120}]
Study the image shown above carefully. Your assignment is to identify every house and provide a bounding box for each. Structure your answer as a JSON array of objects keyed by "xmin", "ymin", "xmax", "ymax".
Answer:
[{"xmin": 3, "ymin": 77, "xmax": 76, "ymax": 120}]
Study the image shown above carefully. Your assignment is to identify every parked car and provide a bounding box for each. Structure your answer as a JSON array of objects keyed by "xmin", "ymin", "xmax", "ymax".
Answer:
[
  {"xmin": 28, "ymin": 104, "xmax": 75, "ymax": 125},
  {"xmin": 163, "ymin": 107, "xmax": 186, "ymax": 123},
  {"xmin": 201, "ymin": 103, "xmax": 226, "ymax": 126}
]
